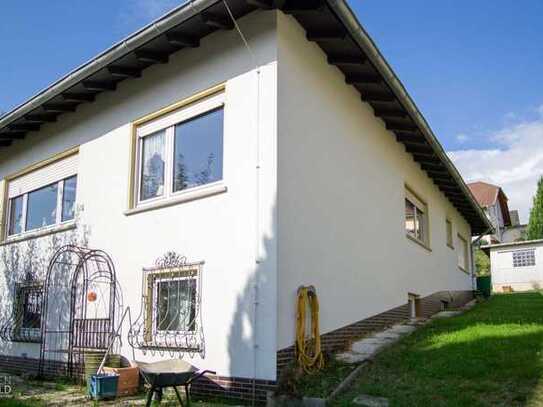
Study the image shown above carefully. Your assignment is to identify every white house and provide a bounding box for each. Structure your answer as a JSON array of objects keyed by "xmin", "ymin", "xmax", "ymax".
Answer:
[
  {"xmin": 468, "ymin": 181, "xmax": 511, "ymax": 243},
  {"xmin": 482, "ymin": 240, "xmax": 543, "ymax": 293},
  {"xmin": 0, "ymin": 0, "xmax": 490, "ymax": 402}
]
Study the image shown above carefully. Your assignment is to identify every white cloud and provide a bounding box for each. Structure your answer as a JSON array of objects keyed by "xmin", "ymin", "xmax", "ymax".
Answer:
[
  {"xmin": 448, "ymin": 114, "xmax": 543, "ymax": 224},
  {"xmin": 456, "ymin": 133, "xmax": 469, "ymax": 144}
]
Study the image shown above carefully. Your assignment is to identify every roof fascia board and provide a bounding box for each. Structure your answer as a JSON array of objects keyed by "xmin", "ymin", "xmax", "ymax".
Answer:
[{"xmin": 0, "ymin": 0, "xmax": 221, "ymax": 128}]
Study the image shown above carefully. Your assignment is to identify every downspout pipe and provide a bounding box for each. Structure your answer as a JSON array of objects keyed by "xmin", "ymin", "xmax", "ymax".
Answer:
[
  {"xmin": 325, "ymin": 0, "xmax": 492, "ymax": 234},
  {"xmin": 0, "ymin": 0, "xmax": 222, "ymax": 128}
]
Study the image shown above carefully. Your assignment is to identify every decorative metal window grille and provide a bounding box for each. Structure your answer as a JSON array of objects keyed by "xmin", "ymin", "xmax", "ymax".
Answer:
[
  {"xmin": 128, "ymin": 252, "xmax": 204, "ymax": 358},
  {"xmin": 0, "ymin": 281, "xmax": 43, "ymax": 343},
  {"xmin": 513, "ymin": 250, "xmax": 536, "ymax": 268}
]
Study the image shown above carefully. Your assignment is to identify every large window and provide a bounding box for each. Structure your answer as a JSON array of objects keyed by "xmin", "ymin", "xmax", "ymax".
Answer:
[
  {"xmin": 6, "ymin": 153, "xmax": 78, "ymax": 238},
  {"xmin": 458, "ymin": 234, "xmax": 469, "ymax": 271},
  {"xmin": 135, "ymin": 93, "xmax": 224, "ymax": 206},
  {"xmin": 405, "ymin": 187, "xmax": 428, "ymax": 246},
  {"xmin": 512, "ymin": 249, "xmax": 536, "ymax": 268},
  {"xmin": 7, "ymin": 175, "xmax": 77, "ymax": 237}
]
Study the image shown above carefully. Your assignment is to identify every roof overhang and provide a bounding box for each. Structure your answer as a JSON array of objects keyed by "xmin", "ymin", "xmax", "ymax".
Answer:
[
  {"xmin": 0, "ymin": 0, "xmax": 492, "ymax": 235},
  {"xmin": 481, "ymin": 239, "xmax": 543, "ymax": 256}
]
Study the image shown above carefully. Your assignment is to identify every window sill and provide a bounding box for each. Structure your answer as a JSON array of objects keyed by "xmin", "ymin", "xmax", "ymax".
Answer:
[
  {"xmin": 406, "ymin": 234, "xmax": 432, "ymax": 252},
  {"xmin": 1, "ymin": 222, "xmax": 77, "ymax": 246},
  {"xmin": 125, "ymin": 183, "xmax": 227, "ymax": 216},
  {"xmin": 447, "ymin": 243, "xmax": 455, "ymax": 250}
]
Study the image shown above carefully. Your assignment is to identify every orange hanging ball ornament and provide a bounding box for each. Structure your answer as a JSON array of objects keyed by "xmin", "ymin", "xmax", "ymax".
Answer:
[{"xmin": 87, "ymin": 291, "xmax": 97, "ymax": 302}]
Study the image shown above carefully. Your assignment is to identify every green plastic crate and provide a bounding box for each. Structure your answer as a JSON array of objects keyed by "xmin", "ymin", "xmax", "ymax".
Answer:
[{"xmin": 88, "ymin": 373, "xmax": 119, "ymax": 400}]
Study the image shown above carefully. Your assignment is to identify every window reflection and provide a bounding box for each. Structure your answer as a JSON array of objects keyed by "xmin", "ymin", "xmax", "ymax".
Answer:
[
  {"xmin": 173, "ymin": 108, "xmax": 223, "ymax": 192},
  {"xmin": 140, "ymin": 130, "xmax": 166, "ymax": 201},
  {"xmin": 8, "ymin": 196, "xmax": 23, "ymax": 235},
  {"xmin": 26, "ymin": 183, "xmax": 58, "ymax": 231},
  {"xmin": 62, "ymin": 176, "xmax": 77, "ymax": 222}
]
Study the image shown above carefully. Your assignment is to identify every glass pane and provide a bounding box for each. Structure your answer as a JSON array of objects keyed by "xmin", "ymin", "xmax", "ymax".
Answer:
[
  {"xmin": 156, "ymin": 279, "xmax": 196, "ymax": 332},
  {"xmin": 21, "ymin": 288, "xmax": 42, "ymax": 329},
  {"xmin": 26, "ymin": 183, "xmax": 58, "ymax": 231},
  {"xmin": 8, "ymin": 196, "xmax": 24, "ymax": 235},
  {"xmin": 62, "ymin": 176, "xmax": 77, "ymax": 222},
  {"xmin": 416, "ymin": 208, "xmax": 425, "ymax": 241},
  {"xmin": 140, "ymin": 130, "xmax": 166, "ymax": 201},
  {"xmin": 173, "ymin": 108, "xmax": 223, "ymax": 192},
  {"xmin": 405, "ymin": 199, "xmax": 416, "ymax": 236}
]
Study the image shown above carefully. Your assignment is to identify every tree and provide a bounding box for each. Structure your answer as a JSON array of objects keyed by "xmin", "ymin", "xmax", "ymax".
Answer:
[
  {"xmin": 527, "ymin": 176, "xmax": 543, "ymax": 240},
  {"xmin": 474, "ymin": 239, "xmax": 490, "ymax": 276}
]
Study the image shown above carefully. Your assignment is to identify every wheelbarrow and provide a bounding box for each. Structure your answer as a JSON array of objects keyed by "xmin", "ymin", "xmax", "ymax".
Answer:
[{"xmin": 136, "ymin": 359, "xmax": 215, "ymax": 407}]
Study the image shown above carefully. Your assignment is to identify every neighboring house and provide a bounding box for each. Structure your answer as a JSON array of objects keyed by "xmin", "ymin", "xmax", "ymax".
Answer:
[
  {"xmin": 0, "ymin": 1, "xmax": 490, "ymax": 402},
  {"xmin": 468, "ymin": 181, "xmax": 511, "ymax": 243},
  {"xmin": 482, "ymin": 240, "xmax": 543, "ymax": 292},
  {"xmin": 502, "ymin": 210, "xmax": 527, "ymax": 242}
]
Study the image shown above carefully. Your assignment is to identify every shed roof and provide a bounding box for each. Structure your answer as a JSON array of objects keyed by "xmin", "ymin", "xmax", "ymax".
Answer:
[
  {"xmin": 481, "ymin": 239, "xmax": 543, "ymax": 256},
  {"xmin": 0, "ymin": 0, "xmax": 492, "ymax": 235}
]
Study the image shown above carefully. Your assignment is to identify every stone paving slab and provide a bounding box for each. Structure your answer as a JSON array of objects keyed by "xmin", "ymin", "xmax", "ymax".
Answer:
[
  {"xmin": 430, "ymin": 310, "xmax": 463, "ymax": 319},
  {"xmin": 353, "ymin": 394, "xmax": 389, "ymax": 406},
  {"xmin": 335, "ymin": 304, "xmax": 473, "ymax": 365}
]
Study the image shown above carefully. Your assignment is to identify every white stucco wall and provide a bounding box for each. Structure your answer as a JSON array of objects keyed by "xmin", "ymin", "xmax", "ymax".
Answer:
[
  {"xmin": 490, "ymin": 242, "xmax": 543, "ymax": 292},
  {"xmin": 275, "ymin": 12, "xmax": 473, "ymax": 350},
  {"xmin": 0, "ymin": 10, "xmax": 278, "ymax": 381}
]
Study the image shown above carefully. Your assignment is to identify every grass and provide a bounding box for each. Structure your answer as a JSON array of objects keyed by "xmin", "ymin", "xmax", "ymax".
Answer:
[
  {"xmin": 0, "ymin": 399, "xmax": 44, "ymax": 407},
  {"xmin": 330, "ymin": 292, "xmax": 543, "ymax": 407},
  {"xmin": 297, "ymin": 357, "xmax": 356, "ymax": 398}
]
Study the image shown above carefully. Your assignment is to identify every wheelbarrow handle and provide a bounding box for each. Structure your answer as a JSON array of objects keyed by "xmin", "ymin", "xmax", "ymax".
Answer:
[{"xmin": 187, "ymin": 369, "xmax": 216, "ymax": 385}]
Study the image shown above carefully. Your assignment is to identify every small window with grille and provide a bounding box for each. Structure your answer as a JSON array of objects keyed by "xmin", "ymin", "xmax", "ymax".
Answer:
[
  {"xmin": 14, "ymin": 283, "xmax": 43, "ymax": 342},
  {"xmin": 512, "ymin": 249, "xmax": 536, "ymax": 268}
]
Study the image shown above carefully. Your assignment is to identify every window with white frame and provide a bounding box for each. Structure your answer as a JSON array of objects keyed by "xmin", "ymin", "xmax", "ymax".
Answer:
[
  {"xmin": 145, "ymin": 267, "xmax": 199, "ymax": 336},
  {"xmin": 512, "ymin": 249, "xmax": 535, "ymax": 268},
  {"xmin": 6, "ymin": 154, "xmax": 78, "ymax": 238},
  {"xmin": 135, "ymin": 93, "xmax": 224, "ymax": 206},
  {"xmin": 457, "ymin": 234, "xmax": 469, "ymax": 270},
  {"xmin": 405, "ymin": 187, "xmax": 428, "ymax": 245}
]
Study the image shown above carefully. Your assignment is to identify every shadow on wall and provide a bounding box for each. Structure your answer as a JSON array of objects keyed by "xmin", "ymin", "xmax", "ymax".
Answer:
[
  {"xmin": 0, "ymin": 215, "xmax": 90, "ymax": 360},
  {"xmin": 225, "ymin": 204, "xmax": 277, "ymax": 402}
]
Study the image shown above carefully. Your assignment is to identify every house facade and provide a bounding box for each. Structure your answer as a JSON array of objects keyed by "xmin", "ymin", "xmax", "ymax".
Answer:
[
  {"xmin": 482, "ymin": 240, "xmax": 543, "ymax": 293},
  {"xmin": 468, "ymin": 181, "xmax": 511, "ymax": 243},
  {"xmin": 0, "ymin": 0, "xmax": 489, "ymax": 402}
]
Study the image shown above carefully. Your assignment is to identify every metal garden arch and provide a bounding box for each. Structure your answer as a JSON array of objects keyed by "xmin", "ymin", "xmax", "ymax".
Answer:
[{"xmin": 38, "ymin": 245, "xmax": 119, "ymax": 378}]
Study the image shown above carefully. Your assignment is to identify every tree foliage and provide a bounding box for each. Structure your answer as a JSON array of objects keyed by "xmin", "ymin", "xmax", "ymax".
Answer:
[
  {"xmin": 527, "ymin": 176, "xmax": 543, "ymax": 240},
  {"xmin": 474, "ymin": 239, "xmax": 490, "ymax": 276}
]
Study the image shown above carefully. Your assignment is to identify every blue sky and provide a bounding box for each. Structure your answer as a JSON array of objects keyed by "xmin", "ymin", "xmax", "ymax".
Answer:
[{"xmin": 1, "ymin": 1, "xmax": 542, "ymax": 221}]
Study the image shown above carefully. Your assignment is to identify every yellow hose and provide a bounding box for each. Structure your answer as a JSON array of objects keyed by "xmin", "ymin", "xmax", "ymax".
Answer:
[{"xmin": 296, "ymin": 286, "xmax": 324, "ymax": 373}]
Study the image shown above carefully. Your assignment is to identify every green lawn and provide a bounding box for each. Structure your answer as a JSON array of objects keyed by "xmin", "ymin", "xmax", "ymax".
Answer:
[{"xmin": 331, "ymin": 292, "xmax": 543, "ymax": 407}]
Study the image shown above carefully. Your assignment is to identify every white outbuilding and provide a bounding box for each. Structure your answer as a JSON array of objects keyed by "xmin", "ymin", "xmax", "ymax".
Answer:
[{"xmin": 482, "ymin": 239, "xmax": 543, "ymax": 293}]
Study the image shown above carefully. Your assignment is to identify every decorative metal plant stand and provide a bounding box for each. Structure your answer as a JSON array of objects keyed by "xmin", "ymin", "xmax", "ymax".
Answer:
[{"xmin": 38, "ymin": 245, "xmax": 120, "ymax": 379}]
